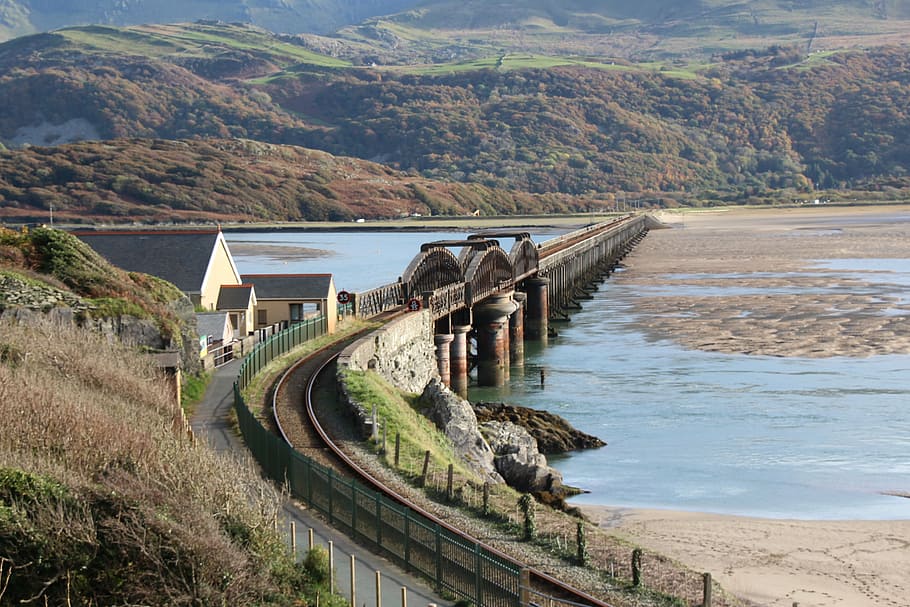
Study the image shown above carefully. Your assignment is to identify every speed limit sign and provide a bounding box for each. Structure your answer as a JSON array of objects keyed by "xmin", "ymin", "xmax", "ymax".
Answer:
[{"xmin": 337, "ymin": 290, "xmax": 351, "ymax": 304}]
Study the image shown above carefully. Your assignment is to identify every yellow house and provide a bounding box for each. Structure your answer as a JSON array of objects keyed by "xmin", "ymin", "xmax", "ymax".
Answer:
[
  {"xmin": 215, "ymin": 283, "xmax": 257, "ymax": 337},
  {"xmin": 242, "ymin": 273, "xmax": 337, "ymax": 334},
  {"xmin": 73, "ymin": 229, "xmax": 242, "ymax": 310}
]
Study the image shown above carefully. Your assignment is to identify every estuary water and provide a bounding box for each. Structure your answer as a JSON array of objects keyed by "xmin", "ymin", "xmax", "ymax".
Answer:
[{"xmin": 226, "ymin": 230, "xmax": 910, "ymax": 521}]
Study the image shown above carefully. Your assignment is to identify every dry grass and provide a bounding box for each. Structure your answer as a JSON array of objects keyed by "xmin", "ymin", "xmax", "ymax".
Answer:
[{"xmin": 0, "ymin": 317, "xmax": 308, "ymax": 606}]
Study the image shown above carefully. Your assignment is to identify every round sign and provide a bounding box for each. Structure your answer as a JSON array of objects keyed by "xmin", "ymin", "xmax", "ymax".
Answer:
[
  {"xmin": 406, "ymin": 297, "xmax": 421, "ymax": 312},
  {"xmin": 337, "ymin": 290, "xmax": 351, "ymax": 304}
]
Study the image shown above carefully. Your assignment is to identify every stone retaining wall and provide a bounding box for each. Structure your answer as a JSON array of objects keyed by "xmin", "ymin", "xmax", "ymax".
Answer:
[{"xmin": 337, "ymin": 310, "xmax": 438, "ymax": 393}]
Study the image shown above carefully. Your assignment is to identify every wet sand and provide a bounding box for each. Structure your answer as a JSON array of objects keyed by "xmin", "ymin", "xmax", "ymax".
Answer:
[
  {"xmin": 584, "ymin": 205, "xmax": 910, "ymax": 607},
  {"xmin": 629, "ymin": 205, "xmax": 910, "ymax": 358}
]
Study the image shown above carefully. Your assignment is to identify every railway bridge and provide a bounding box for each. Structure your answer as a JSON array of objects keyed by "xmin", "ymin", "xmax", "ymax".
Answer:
[{"xmin": 350, "ymin": 214, "xmax": 650, "ymax": 392}]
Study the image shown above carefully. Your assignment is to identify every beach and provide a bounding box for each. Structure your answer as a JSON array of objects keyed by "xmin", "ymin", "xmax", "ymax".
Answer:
[
  {"xmin": 581, "ymin": 506, "xmax": 910, "ymax": 607},
  {"xmin": 582, "ymin": 205, "xmax": 910, "ymax": 607}
]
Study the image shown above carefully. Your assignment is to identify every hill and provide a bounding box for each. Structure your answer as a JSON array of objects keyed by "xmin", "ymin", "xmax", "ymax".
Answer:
[
  {"xmin": 2, "ymin": 21, "xmax": 910, "ymax": 217},
  {"xmin": 0, "ymin": 316, "xmax": 326, "ymax": 604},
  {"xmin": 331, "ymin": 0, "xmax": 910, "ymax": 63},
  {"xmin": 0, "ymin": 138, "xmax": 591, "ymax": 224},
  {"xmin": 0, "ymin": 0, "xmax": 418, "ymax": 40}
]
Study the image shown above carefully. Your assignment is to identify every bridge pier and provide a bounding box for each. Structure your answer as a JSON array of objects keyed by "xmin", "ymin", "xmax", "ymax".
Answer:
[
  {"xmin": 449, "ymin": 325, "xmax": 471, "ymax": 396},
  {"xmin": 524, "ymin": 277, "xmax": 549, "ymax": 343},
  {"xmin": 509, "ymin": 292, "xmax": 526, "ymax": 367},
  {"xmin": 434, "ymin": 333, "xmax": 455, "ymax": 387},
  {"xmin": 473, "ymin": 293, "xmax": 518, "ymax": 387}
]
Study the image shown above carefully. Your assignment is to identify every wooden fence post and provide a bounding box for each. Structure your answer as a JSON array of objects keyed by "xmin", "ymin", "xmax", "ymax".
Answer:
[
  {"xmin": 703, "ymin": 572, "xmax": 712, "ymax": 607},
  {"xmin": 329, "ymin": 540, "xmax": 335, "ymax": 594},
  {"xmin": 419, "ymin": 450, "xmax": 430, "ymax": 487},
  {"xmin": 375, "ymin": 571, "xmax": 382, "ymax": 607}
]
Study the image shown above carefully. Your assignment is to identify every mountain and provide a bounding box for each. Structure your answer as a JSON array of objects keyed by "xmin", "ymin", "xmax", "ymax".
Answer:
[
  {"xmin": 6, "ymin": 1, "xmax": 910, "ymax": 61},
  {"xmin": 0, "ymin": 0, "xmax": 418, "ymax": 40}
]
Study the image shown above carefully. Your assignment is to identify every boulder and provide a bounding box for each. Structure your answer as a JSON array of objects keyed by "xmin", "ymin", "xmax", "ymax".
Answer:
[
  {"xmin": 419, "ymin": 379, "xmax": 502, "ymax": 484},
  {"xmin": 480, "ymin": 420, "xmax": 557, "ymax": 493},
  {"xmin": 481, "ymin": 419, "xmax": 585, "ymax": 511}
]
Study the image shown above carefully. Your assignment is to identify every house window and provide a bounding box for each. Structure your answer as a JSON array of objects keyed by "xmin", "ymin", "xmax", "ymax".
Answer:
[
  {"xmin": 257, "ymin": 309, "xmax": 268, "ymax": 325},
  {"xmin": 289, "ymin": 303, "xmax": 303, "ymax": 322}
]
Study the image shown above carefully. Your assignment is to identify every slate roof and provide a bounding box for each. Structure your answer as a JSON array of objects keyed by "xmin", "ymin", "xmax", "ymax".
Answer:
[
  {"xmin": 73, "ymin": 230, "xmax": 223, "ymax": 293},
  {"xmin": 216, "ymin": 284, "xmax": 255, "ymax": 311},
  {"xmin": 196, "ymin": 312, "xmax": 232, "ymax": 343},
  {"xmin": 241, "ymin": 274, "xmax": 333, "ymax": 300}
]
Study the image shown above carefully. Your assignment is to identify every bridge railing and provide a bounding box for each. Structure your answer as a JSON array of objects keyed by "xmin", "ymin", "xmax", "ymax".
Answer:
[
  {"xmin": 423, "ymin": 280, "xmax": 466, "ymax": 318},
  {"xmin": 354, "ymin": 281, "xmax": 405, "ymax": 318},
  {"xmin": 538, "ymin": 215, "xmax": 645, "ymax": 273},
  {"xmin": 233, "ymin": 317, "xmax": 523, "ymax": 607},
  {"xmin": 537, "ymin": 215, "xmax": 632, "ymax": 256},
  {"xmin": 467, "ymin": 277, "xmax": 515, "ymax": 308}
]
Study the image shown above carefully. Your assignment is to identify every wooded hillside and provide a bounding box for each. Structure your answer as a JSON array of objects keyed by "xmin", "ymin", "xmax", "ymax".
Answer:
[{"xmin": 1, "ymin": 22, "xmax": 910, "ymax": 222}]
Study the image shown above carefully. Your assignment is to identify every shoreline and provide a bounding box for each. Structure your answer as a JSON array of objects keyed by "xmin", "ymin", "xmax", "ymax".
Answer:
[{"xmin": 580, "ymin": 504, "xmax": 910, "ymax": 607}]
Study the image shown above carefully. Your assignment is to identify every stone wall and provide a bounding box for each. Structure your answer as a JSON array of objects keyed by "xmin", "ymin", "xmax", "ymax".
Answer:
[{"xmin": 337, "ymin": 310, "xmax": 438, "ymax": 393}]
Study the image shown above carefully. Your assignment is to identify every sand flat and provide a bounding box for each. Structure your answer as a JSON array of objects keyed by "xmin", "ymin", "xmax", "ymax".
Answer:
[{"xmin": 585, "ymin": 205, "xmax": 910, "ymax": 607}]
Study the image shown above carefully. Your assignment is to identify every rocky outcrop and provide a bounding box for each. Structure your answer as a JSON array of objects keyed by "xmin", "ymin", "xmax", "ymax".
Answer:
[
  {"xmin": 480, "ymin": 420, "xmax": 582, "ymax": 509},
  {"xmin": 0, "ymin": 272, "xmax": 200, "ymax": 372},
  {"xmin": 418, "ymin": 379, "xmax": 502, "ymax": 485},
  {"xmin": 473, "ymin": 401, "xmax": 606, "ymax": 454},
  {"xmin": 480, "ymin": 420, "xmax": 557, "ymax": 491}
]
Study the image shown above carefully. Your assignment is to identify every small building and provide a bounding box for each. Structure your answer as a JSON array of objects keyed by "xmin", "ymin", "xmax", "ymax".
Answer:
[
  {"xmin": 215, "ymin": 283, "xmax": 257, "ymax": 338},
  {"xmin": 73, "ymin": 229, "xmax": 242, "ymax": 310},
  {"xmin": 196, "ymin": 311, "xmax": 233, "ymax": 349},
  {"xmin": 242, "ymin": 273, "xmax": 337, "ymax": 334}
]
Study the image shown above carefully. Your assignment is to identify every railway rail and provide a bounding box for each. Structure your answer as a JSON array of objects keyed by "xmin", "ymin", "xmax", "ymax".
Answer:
[{"xmin": 271, "ymin": 329, "xmax": 617, "ymax": 607}]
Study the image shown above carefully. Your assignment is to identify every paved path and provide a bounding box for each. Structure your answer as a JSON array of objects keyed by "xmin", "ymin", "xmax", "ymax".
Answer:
[{"xmin": 191, "ymin": 358, "xmax": 448, "ymax": 607}]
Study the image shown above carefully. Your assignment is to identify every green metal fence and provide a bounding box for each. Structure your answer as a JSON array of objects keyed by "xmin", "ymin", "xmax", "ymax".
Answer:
[{"xmin": 233, "ymin": 316, "xmax": 522, "ymax": 607}]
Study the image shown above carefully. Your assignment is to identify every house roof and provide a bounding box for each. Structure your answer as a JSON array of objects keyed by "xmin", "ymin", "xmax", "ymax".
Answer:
[
  {"xmin": 72, "ymin": 230, "xmax": 225, "ymax": 294},
  {"xmin": 216, "ymin": 284, "xmax": 255, "ymax": 311},
  {"xmin": 196, "ymin": 311, "xmax": 231, "ymax": 341},
  {"xmin": 241, "ymin": 274, "xmax": 334, "ymax": 300}
]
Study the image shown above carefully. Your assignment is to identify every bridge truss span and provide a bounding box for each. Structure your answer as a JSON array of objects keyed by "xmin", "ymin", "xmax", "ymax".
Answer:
[
  {"xmin": 463, "ymin": 246, "xmax": 514, "ymax": 307},
  {"xmin": 354, "ymin": 215, "xmax": 650, "ymax": 322}
]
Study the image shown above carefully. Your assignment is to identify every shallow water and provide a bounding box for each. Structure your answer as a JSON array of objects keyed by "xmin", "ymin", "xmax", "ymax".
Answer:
[
  {"xmin": 227, "ymin": 231, "xmax": 910, "ymax": 520},
  {"xmin": 471, "ymin": 263, "xmax": 910, "ymax": 520}
]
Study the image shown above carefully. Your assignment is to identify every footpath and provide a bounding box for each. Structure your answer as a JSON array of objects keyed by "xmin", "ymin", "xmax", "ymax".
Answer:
[{"xmin": 190, "ymin": 358, "xmax": 448, "ymax": 607}]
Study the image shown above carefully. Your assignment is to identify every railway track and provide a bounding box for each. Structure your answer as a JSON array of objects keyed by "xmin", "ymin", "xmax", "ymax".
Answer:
[{"xmin": 271, "ymin": 326, "xmax": 616, "ymax": 607}]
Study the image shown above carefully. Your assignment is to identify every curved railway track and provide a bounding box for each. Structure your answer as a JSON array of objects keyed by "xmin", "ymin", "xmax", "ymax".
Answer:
[{"xmin": 271, "ymin": 327, "xmax": 616, "ymax": 607}]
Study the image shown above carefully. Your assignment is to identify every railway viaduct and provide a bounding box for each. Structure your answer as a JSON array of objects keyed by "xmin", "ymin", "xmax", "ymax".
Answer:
[{"xmin": 349, "ymin": 214, "xmax": 651, "ymax": 393}]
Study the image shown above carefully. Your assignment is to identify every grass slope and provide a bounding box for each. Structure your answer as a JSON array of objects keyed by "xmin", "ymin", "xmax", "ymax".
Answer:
[{"xmin": 0, "ymin": 318, "xmax": 319, "ymax": 605}]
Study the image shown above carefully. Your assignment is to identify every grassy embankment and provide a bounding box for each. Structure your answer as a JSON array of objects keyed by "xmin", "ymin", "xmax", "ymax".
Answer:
[{"xmin": 0, "ymin": 319, "xmax": 343, "ymax": 606}]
